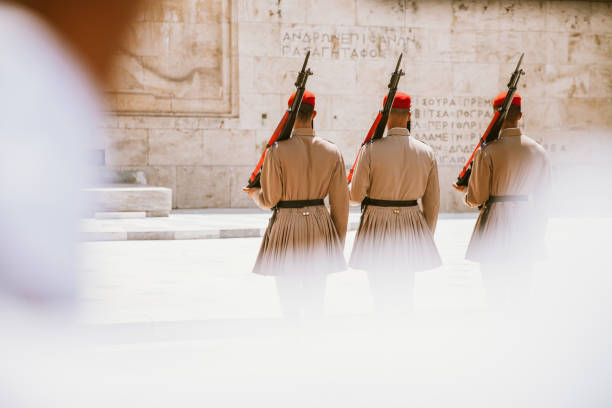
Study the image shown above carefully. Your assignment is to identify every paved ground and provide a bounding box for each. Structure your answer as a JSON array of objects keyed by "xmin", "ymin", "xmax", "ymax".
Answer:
[
  {"xmin": 78, "ymin": 215, "xmax": 596, "ymax": 325},
  {"xmin": 3, "ymin": 216, "xmax": 611, "ymax": 407}
]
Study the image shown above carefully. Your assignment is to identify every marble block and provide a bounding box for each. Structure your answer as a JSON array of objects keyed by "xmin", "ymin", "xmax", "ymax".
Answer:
[{"xmin": 85, "ymin": 184, "xmax": 172, "ymax": 217}]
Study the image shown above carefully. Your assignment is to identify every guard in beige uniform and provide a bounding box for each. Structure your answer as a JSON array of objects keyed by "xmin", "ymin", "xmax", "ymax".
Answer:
[
  {"xmin": 349, "ymin": 93, "xmax": 441, "ymax": 313},
  {"xmin": 244, "ymin": 91, "xmax": 349, "ymax": 318},
  {"xmin": 462, "ymin": 92, "xmax": 552, "ymax": 314}
]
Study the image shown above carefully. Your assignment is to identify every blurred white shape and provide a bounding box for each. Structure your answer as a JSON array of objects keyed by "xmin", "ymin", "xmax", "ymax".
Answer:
[{"xmin": 0, "ymin": 4, "xmax": 101, "ymax": 308}]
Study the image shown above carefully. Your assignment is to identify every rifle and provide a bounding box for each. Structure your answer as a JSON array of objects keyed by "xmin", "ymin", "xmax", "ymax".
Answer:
[
  {"xmin": 454, "ymin": 53, "xmax": 525, "ymax": 188},
  {"xmin": 347, "ymin": 54, "xmax": 405, "ymax": 183},
  {"xmin": 246, "ymin": 51, "xmax": 313, "ymax": 188}
]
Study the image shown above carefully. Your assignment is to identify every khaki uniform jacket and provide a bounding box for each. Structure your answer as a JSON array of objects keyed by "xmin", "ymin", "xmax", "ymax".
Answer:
[
  {"xmin": 348, "ymin": 127, "xmax": 441, "ymax": 272},
  {"xmin": 465, "ymin": 127, "xmax": 552, "ymax": 263},
  {"xmin": 253, "ymin": 127, "xmax": 349, "ymax": 243},
  {"xmin": 349, "ymin": 127, "xmax": 440, "ymax": 232},
  {"xmin": 251, "ymin": 128, "xmax": 349, "ymax": 276}
]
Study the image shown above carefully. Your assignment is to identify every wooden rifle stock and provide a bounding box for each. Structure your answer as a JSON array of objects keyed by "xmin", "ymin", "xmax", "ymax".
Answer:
[
  {"xmin": 246, "ymin": 52, "xmax": 313, "ymax": 188},
  {"xmin": 347, "ymin": 54, "xmax": 405, "ymax": 183},
  {"xmin": 455, "ymin": 110, "xmax": 500, "ymax": 185},
  {"xmin": 247, "ymin": 111, "xmax": 289, "ymax": 187}
]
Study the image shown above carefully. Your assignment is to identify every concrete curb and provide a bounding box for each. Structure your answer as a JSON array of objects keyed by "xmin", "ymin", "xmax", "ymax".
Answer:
[
  {"xmin": 81, "ymin": 221, "xmax": 362, "ymax": 242},
  {"xmin": 80, "ymin": 211, "xmax": 477, "ymax": 242}
]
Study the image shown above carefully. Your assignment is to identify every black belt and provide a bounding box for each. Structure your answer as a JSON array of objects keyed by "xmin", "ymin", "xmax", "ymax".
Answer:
[
  {"xmin": 362, "ymin": 197, "xmax": 417, "ymax": 209},
  {"xmin": 266, "ymin": 199, "xmax": 325, "ymax": 239},
  {"xmin": 478, "ymin": 195, "xmax": 529, "ymax": 228},
  {"xmin": 360, "ymin": 197, "xmax": 418, "ymax": 214},
  {"xmin": 276, "ymin": 199, "xmax": 324, "ymax": 208},
  {"xmin": 487, "ymin": 195, "xmax": 528, "ymax": 203}
]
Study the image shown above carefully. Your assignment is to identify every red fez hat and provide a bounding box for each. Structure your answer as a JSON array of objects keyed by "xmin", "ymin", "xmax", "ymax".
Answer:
[
  {"xmin": 288, "ymin": 90, "xmax": 315, "ymax": 108},
  {"xmin": 493, "ymin": 91, "xmax": 521, "ymax": 108},
  {"xmin": 383, "ymin": 92, "xmax": 411, "ymax": 109}
]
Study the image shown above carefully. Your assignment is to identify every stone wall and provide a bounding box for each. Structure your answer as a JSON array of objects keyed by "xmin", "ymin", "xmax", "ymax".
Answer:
[{"xmin": 102, "ymin": 0, "xmax": 612, "ymax": 211}]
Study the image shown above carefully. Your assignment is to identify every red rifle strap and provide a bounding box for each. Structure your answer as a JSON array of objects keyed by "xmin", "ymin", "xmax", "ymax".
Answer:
[
  {"xmin": 458, "ymin": 110, "xmax": 500, "ymax": 178},
  {"xmin": 347, "ymin": 112, "xmax": 382, "ymax": 183},
  {"xmin": 249, "ymin": 152, "xmax": 267, "ymax": 184},
  {"xmin": 347, "ymin": 145, "xmax": 363, "ymax": 184},
  {"xmin": 249, "ymin": 111, "xmax": 289, "ymax": 183}
]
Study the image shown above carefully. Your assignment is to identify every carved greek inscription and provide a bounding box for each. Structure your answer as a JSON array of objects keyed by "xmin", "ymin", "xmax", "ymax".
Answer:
[
  {"xmin": 411, "ymin": 97, "xmax": 494, "ymax": 165},
  {"xmin": 281, "ymin": 26, "xmax": 418, "ymax": 59}
]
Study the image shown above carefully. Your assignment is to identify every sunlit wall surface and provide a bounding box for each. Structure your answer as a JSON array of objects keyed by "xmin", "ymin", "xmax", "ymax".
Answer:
[{"xmin": 102, "ymin": 0, "xmax": 612, "ymax": 212}]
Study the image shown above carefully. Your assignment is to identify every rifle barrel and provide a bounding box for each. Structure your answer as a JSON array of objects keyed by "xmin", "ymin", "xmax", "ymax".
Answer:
[
  {"xmin": 516, "ymin": 52, "xmax": 524, "ymax": 70},
  {"xmin": 508, "ymin": 53, "xmax": 525, "ymax": 88},
  {"xmin": 301, "ymin": 51, "xmax": 311, "ymax": 72}
]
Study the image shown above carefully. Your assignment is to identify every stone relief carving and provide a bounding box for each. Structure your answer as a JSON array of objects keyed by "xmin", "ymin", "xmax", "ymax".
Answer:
[{"xmin": 106, "ymin": 0, "xmax": 237, "ymax": 116}]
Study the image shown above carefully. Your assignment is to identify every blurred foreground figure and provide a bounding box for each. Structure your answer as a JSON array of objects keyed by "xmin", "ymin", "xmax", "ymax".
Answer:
[
  {"xmin": 349, "ymin": 93, "xmax": 441, "ymax": 314},
  {"xmin": 462, "ymin": 92, "xmax": 552, "ymax": 315},
  {"xmin": 0, "ymin": 1, "xmax": 141, "ymax": 308},
  {"xmin": 244, "ymin": 92, "xmax": 349, "ymax": 319}
]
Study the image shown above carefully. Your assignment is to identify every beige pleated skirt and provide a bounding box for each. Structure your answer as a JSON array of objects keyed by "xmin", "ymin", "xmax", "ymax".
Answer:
[
  {"xmin": 349, "ymin": 205, "xmax": 441, "ymax": 272},
  {"xmin": 466, "ymin": 201, "xmax": 546, "ymax": 263},
  {"xmin": 253, "ymin": 205, "xmax": 347, "ymax": 276}
]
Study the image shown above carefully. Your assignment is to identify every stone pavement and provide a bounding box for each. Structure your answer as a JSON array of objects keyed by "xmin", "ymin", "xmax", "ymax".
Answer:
[
  {"xmin": 80, "ymin": 208, "xmax": 477, "ymax": 241},
  {"xmin": 78, "ymin": 216, "xmax": 611, "ymax": 326},
  {"xmin": 78, "ymin": 216, "xmax": 486, "ymax": 325},
  {"xmin": 37, "ymin": 216, "xmax": 606, "ymax": 408}
]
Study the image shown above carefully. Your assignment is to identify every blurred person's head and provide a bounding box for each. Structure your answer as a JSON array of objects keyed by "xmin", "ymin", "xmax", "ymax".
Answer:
[
  {"xmin": 14, "ymin": 0, "xmax": 144, "ymax": 83},
  {"xmin": 386, "ymin": 92, "xmax": 411, "ymax": 130},
  {"xmin": 289, "ymin": 91, "xmax": 317, "ymax": 129}
]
